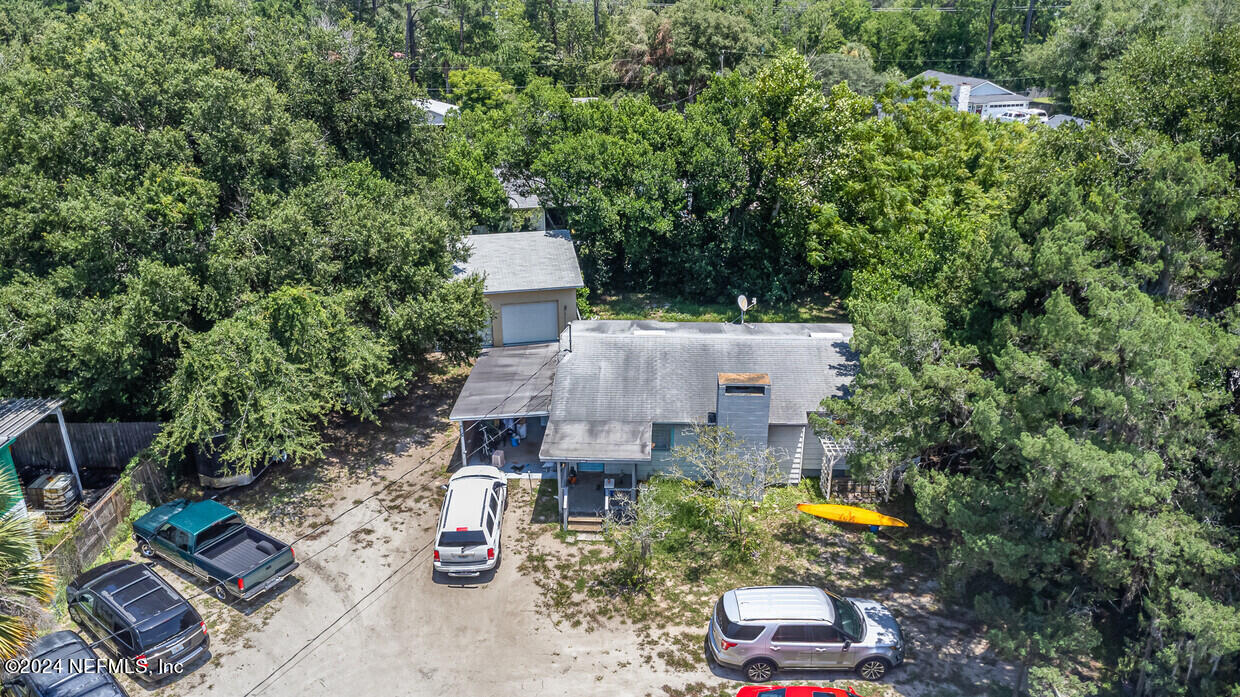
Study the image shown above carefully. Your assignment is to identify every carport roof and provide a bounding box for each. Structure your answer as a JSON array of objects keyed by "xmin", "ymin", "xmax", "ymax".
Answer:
[
  {"xmin": 0, "ymin": 397, "xmax": 65, "ymax": 443},
  {"xmin": 449, "ymin": 343, "xmax": 561, "ymax": 421}
]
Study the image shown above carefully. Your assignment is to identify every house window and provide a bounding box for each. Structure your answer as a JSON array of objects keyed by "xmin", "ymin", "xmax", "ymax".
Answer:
[
  {"xmin": 651, "ymin": 424, "xmax": 672, "ymax": 451},
  {"xmin": 724, "ymin": 385, "xmax": 765, "ymax": 395}
]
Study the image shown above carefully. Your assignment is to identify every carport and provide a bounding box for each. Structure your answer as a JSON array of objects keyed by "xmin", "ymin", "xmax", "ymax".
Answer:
[
  {"xmin": 448, "ymin": 343, "xmax": 560, "ymax": 473},
  {"xmin": 0, "ymin": 397, "xmax": 82, "ymax": 518}
]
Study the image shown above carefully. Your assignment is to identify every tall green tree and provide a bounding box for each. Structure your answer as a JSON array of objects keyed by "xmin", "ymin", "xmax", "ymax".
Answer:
[
  {"xmin": 0, "ymin": 0, "xmax": 488, "ymax": 470},
  {"xmin": 826, "ymin": 123, "xmax": 1240, "ymax": 693}
]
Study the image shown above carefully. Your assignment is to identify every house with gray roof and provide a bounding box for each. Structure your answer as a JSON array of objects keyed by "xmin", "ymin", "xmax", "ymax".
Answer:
[
  {"xmin": 910, "ymin": 70, "xmax": 1034, "ymax": 119},
  {"xmin": 503, "ymin": 176, "xmax": 543, "ymax": 228},
  {"xmin": 448, "ymin": 320, "xmax": 857, "ymax": 529},
  {"xmin": 455, "ymin": 229, "xmax": 584, "ymax": 347}
]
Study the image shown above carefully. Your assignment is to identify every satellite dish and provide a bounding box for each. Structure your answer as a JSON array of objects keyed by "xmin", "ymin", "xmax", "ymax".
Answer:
[{"xmin": 737, "ymin": 294, "xmax": 749, "ymax": 311}]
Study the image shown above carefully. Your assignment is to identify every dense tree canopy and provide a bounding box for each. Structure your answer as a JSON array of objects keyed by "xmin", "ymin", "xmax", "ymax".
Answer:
[
  {"xmin": 824, "ymin": 105, "xmax": 1240, "ymax": 697},
  {"xmin": 0, "ymin": 0, "xmax": 488, "ymax": 469},
  {"xmin": 1, "ymin": 0, "xmax": 1238, "ymax": 692}
]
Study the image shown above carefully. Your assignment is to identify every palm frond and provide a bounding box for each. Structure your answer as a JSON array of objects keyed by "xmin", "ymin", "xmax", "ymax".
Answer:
[
  {"xmin": 0, "ymin": 614, "xmax": 38, "ymax": 661},
  {"xmin": 0, "ymin": 469, "xmax": 57, "ymax": 660}
]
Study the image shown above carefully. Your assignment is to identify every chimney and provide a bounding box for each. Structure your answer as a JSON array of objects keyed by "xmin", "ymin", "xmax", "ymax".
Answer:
[
  {"xmin": 957, "ymin": 83, "xmax": 971, "ymax": 112},
  {"xmin": 716, "ymin": 373, "xmax": 771, "ymax": 451}
]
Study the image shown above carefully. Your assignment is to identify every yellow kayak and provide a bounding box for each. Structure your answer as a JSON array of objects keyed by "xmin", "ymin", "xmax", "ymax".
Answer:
[{"xmin": 797, "ymin": 503, "xmax": 908, "ymax": 528}]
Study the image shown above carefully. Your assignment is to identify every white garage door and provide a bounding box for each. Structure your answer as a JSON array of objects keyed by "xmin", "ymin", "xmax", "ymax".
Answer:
[{"xmin": 501, "ymin": 301, "xmax": 559, "ymax": 344}]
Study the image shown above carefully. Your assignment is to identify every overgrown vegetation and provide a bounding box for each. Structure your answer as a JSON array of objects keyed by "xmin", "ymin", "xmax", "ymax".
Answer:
[
  {"xmin": 0, "ymin": 0, "xmax": 489, "ymax": 473},
  {"xmin": 532, "ymin": 479, "xmax": 985, "ymax": 690},
  {"xmin": 672, "ymin": 424, "xmax": 785, "ymax": 550},
  {"xmin": 1, "ymin": 0, "xmax": 1237, "ymax": 691},
  {"xmin": 601, "ymin": 485, "xmax": 672, "ymax": 591}
]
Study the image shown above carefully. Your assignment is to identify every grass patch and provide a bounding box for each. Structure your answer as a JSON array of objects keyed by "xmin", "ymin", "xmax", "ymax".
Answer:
[
  {"xmin": 589, "ymin": 292, "xmax": 847, "ymax": 324},
  {"xmin": 531, "ymin": 478, "xmax": 559, "ymax": 523}
]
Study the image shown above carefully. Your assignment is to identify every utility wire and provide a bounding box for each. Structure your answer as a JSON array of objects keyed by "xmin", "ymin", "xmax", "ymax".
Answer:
[
  {"xmin": 236, "ymin": 348, "xmax": 564, "ymax": 695},
  {"xmin": 240, "ymin": 539, "xmax": 435, "ymax": 696},
  {"xmin": 869, "ymin": 4, "xmax": 1069, "ymax": 10}
]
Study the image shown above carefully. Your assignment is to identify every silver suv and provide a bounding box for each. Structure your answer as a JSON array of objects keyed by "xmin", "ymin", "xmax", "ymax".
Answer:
[
  {"xmin": 706, "ymin": 586, "xmax": 905, "ymax": 682},
  {"xmin": 433, "ymin": 466, "xmax": 507, "ymax": 577}
]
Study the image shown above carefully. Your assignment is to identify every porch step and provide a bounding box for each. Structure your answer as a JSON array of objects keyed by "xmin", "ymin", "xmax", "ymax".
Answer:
[{"xmin": 566, "ymin": 515, "xmax": 604, "ymax": 533}]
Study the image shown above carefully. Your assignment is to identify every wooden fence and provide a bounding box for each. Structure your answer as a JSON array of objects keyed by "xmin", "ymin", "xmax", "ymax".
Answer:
[
  {"xmin": 11, "ymin": 422, "xmax": 161, "ymax": 473},
  {"xmin": 43, "ymin": 459, "xmax": 169, "ymax": 583},
  {"xmin": 825, "ymin": 476, "xmax": 881, "ymax": 502}
]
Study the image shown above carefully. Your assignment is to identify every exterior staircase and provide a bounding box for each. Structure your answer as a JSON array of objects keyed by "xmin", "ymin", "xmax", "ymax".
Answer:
[
  {"xmin": 566, "ymin": 515, "xmax": 604, "ymax": 533},
  {"xmin": 787, "ymin": 427, "xmax": 805, "ymax": 485}
]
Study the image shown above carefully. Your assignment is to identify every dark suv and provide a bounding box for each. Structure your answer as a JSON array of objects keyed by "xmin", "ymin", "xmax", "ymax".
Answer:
[
  {"xmin": 66, "ymin": 561, "xmax": 209, "ymax": 682},
  {"xmin": 1, "ymin": 630, "xmax": 129, "ymax": 697}
]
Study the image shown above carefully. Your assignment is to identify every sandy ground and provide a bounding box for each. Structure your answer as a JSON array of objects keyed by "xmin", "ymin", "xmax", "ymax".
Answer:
[
  {"xmin": 92, "ymin": 374, "xmax": 1010, "ymax": 697},
  {"xmin": 125, "ymin": 378, "xmax": 709, "ymax": 697}
]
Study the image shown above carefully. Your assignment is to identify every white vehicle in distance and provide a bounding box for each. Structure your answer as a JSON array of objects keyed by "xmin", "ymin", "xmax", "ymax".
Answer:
[
  {"xmin": 994, "ymin": 108, "xmax": 1048, "ymax": 123},
  {"xmin": 433, "ymin": 465, "xmax": 507, "ymax": 577}
]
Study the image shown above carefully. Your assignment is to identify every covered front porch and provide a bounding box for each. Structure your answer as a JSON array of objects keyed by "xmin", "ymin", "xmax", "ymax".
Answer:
[
  {"xmin": 542, "ymin": 419, "xmax": 653, "ymax": 529},
  {"xmin": 560, "ymin": 464, "xmax": 636, "ymax": 514}
]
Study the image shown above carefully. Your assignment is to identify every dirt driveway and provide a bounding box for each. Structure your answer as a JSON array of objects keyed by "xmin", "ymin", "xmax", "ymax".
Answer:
[
  {"xmin": 111, "ymin": 374, "xmax": 1007, "ymax": 697},
  {"xmin": 132, "ymin": 377, "xmax": 708, "ymax": 697}
]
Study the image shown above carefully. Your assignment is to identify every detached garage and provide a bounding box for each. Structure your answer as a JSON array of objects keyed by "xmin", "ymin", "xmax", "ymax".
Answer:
[{"xmin": 455, "ymin": 230, "xmax": 585, "ymax": 347}]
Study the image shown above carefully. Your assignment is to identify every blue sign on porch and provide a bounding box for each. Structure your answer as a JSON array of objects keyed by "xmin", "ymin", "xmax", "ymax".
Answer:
[{"xmin": 576, "ymin": 462, "xmax": 605, "ymax": 473}]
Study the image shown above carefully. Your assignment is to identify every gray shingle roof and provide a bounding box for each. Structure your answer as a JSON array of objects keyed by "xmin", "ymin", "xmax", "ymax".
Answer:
[
  {"xmin": 914, "ymin": 69, "xmax": 992, "ymax": 89},
  {"xmin": 413, "ymin": 98, "xmax": 457, "ymax": 116},
  {"xmin": 539, "ymin": 321, "xmax": 856, "ymax": 462},
  {"xmin": 455, "ymin": 230, "xmax": 585, "ymax": 295},
  {"xmin": 908, "ymin": 70, "xmax": 1025, "ymax": 105},
  {"xmin": 542, "ymin": 419, "xmax": 650, "ymax": 462},
  {"xmin": 502, "ymin": 177, "xmax": 542, "ymax": 210}
]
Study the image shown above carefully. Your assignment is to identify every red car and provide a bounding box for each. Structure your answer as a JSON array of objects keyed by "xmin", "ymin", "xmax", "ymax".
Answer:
[{"xmin": 736, "ymin": 687, "xmax": 863, "ymax": 697}]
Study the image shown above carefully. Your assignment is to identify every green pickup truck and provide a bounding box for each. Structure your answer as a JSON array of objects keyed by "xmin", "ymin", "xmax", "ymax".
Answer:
[{"xmin": 133, "ymin": 499, "xmax": 298, "ymax": 602}]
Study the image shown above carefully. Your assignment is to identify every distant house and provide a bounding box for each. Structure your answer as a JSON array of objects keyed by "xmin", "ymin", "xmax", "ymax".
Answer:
[
  {"xmin": 502, "ymin": 176, "xmax": 548, "ymax": 231},
  {"xmin": 455, "ymin": 230, "xmax": 584, "ymax": 347},
  {"xmin": 907, "ymin": 70, "xmax": 1090, "ymax": 127},
  {"xmin": 448, "ymin": 320, "xmax": 857, "ymax": 529},
  {"xmin": 909, "ymin": 70, "xmax": 1036, "ymax": 119},
  {"xmin": 414, "ymin": 98, "xmax": 457, "ymax": 126}
]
